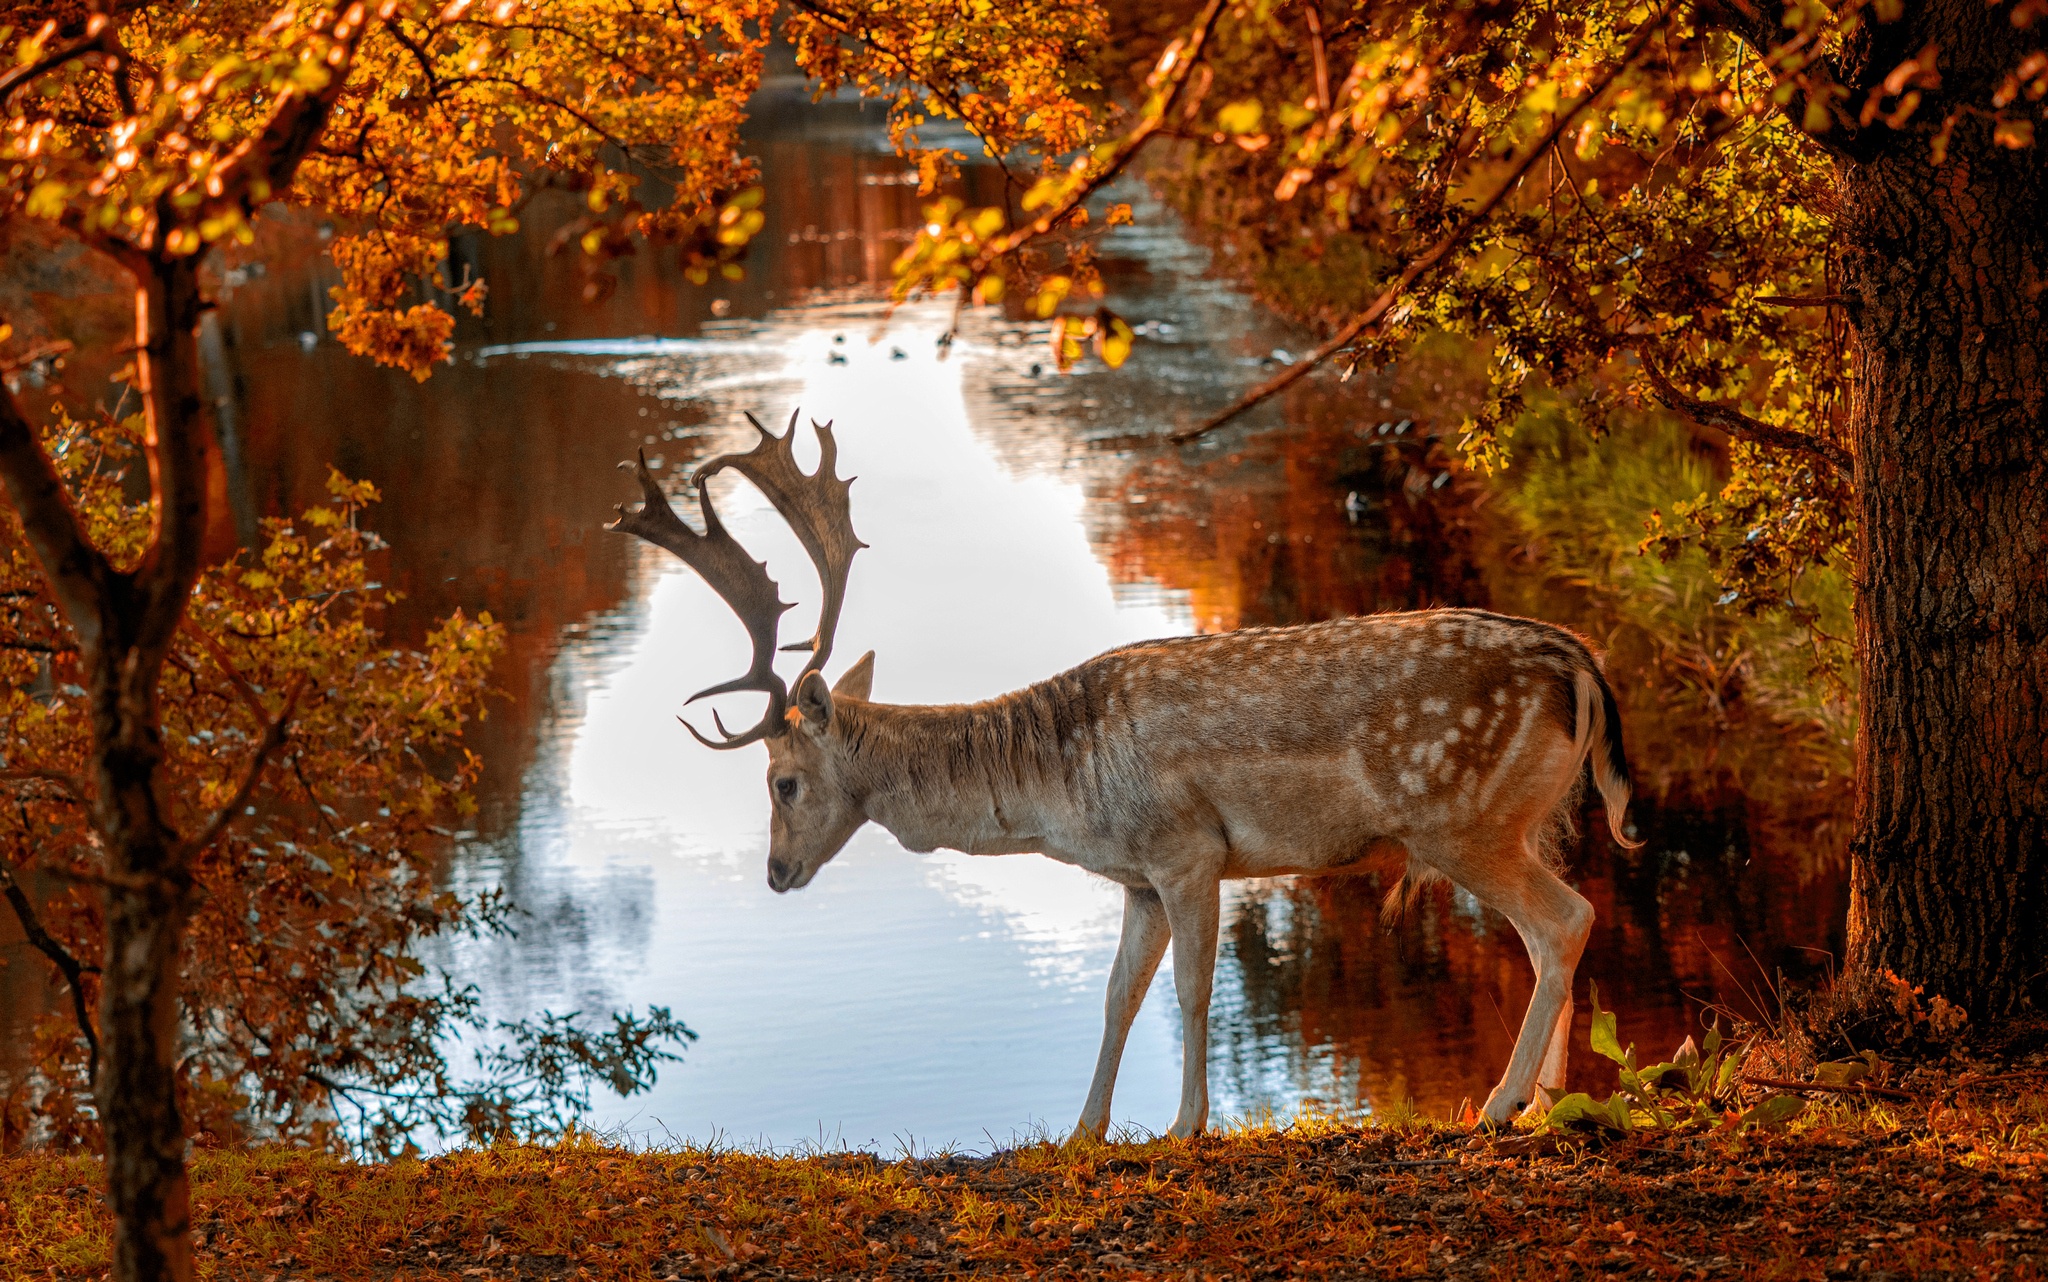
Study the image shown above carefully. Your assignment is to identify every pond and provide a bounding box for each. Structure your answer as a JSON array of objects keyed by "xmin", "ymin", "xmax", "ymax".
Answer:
[{"xmin": 1, "ymin": 87, "xmax": 1853, "ymax": 1151}]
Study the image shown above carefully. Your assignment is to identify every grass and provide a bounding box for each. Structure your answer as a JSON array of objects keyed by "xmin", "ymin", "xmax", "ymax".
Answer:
[{"xmin": 6, "ymin": 1072, "xmax": 2048, "ymax": 1279}]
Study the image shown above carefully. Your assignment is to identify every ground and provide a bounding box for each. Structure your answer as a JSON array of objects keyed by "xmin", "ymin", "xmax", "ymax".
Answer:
[{"xmin": 7, "ymin": 1066, "xmax": 2048, "ymax": 1281}]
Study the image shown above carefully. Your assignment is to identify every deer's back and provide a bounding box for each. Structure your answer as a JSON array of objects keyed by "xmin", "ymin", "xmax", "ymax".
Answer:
[{"xmin": 1037, "ymin": 608, "xmax": 1595, "ymax": 866}]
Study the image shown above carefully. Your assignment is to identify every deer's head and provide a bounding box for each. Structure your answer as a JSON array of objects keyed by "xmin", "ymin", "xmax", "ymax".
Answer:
[{"xmin": 607, "ymin": 410, "xmax": 871, "ymax": 894}]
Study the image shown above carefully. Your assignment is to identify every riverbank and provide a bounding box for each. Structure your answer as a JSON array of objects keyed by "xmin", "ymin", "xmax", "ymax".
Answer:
[{"xmin": 6, "ymin": 1080, "xmax": 2046, "ymax": 1280}]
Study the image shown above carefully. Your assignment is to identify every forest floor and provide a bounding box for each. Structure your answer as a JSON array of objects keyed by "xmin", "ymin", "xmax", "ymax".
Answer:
[{"xmin": 6, "ymin": 1067, "xmax": 2048, "ymax": 1280}]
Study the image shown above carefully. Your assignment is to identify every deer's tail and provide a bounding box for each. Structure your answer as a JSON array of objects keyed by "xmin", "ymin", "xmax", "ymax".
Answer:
[{"xmin": 1571, "ymin": 664, "xmax": 1641, "ymax": 850}]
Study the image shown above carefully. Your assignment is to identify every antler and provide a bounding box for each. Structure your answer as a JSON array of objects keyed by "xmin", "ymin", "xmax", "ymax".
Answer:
[
  {"xmin": 605, "ymin": 410, "xmax": 865, "ymax": 749},
  {"xmin": 700, "ymin": 410, "xmax": 867, "ymax": 682},
  {"xmin": 606, "ymin": 448, "xmax": 794, "ymax": 749}
]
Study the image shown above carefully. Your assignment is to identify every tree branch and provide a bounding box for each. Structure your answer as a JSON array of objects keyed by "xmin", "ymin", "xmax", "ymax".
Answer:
[
  {"xmin": 0, "ymin": 769, "xmax": 91, "ymax": 803},
  {"xmin": 959, "ymin": 0, "xmax": 1225, "ymax": 283},
  {"xmin": 0, "ymin": 18, "xmax": 113, "ymax": 104},
  {"xmin": 0, "ymin": 384, "xmax": 120, "ymax": 655},
  {"xmin": 0, "ymin": 857, "xmax": 102, "ymax": 1084},
  {"xmin": 1174, "ymin": 14, "xmax": 1670, "ymax": 443},
  {"xmin": 1639, "ymin": 352, "xmax": 1852, "ymax": 475},
  {"xmin": 1694, "ymin": 0, "xmax": 1879, "ymax": 161},
  {"xmin": 184, "ymin": 1, "xmax": 381, "ymax": 227},
  {"xmin": 176, "ymin": 674, "xmax": 306, "ymax": 862},
  {"xmin": 178, "ymin": 622, "xmax": 268, "ymax": 724}
]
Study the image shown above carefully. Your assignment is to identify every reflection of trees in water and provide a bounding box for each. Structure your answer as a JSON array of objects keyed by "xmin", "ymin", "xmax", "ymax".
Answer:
[{"xmin": 1096, "ymin": 400, "xmax": 1487, "ymax": 631}]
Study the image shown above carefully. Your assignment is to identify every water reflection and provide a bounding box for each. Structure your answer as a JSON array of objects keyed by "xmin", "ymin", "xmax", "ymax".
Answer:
[{"xmin": 0, "ymin": 91, "xmax": 1850, "ymax": 1144}]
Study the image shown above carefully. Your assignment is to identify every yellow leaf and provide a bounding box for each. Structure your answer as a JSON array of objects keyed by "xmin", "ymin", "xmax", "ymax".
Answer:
[
  {"xmin": 1216, "ymin": 99, "xmax": 1264, "ymax": 135},
  {"xmin": 1097, "ymin": 315, "xmax": 1134, "ymax": 369}
]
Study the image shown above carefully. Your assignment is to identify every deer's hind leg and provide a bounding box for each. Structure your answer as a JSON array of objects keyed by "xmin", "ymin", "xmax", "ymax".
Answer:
[{"xmin": 1410, "ymin": 827, "xmax": 1593, "ymax": 1126}]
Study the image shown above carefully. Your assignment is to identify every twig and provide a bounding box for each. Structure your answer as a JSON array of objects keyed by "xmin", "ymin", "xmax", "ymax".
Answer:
[
  {"xmin": 1941, "ymin": 1069, "xmax": 2048, "ymax": 1101},
  {"xmin": 1755, "ymin": 294, "xmax": 1847, "ymax": 307},
  {"xmin": 1174, "ymin": 11, "xmax": 1670, "ymax": 443}
]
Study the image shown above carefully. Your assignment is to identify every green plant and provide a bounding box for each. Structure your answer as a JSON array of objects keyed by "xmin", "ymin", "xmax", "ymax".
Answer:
[{"xmin": 1540, "ymin": 984, "xmax": 1810, "ymax": 1136}]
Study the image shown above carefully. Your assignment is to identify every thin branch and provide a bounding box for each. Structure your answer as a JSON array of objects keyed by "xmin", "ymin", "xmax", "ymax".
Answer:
[
  {"xmin": 1174, "ymin": 14, "xmax": 1669, "ymax": 443},
  {"xmin": 0, "ymin": 857, "xmax": 102, "ymax": 1084},
  {"xmin": 1755, "ymin": 294, "xmax": 1847, "ymax": 307},
  {"xmin": 1639, "ymin": 352, "xmax": 1852, "ymax": 475},
  {"xmin": 176, "ymin": 674, "xmax": 307, "ymax": 862}
]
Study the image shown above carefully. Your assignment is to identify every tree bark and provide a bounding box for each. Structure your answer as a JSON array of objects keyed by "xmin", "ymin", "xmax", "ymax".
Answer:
[
  {"xmin": 86, "ymin": 255, "xmax": 209, "ymax": 1282},
  {"xmin": 1839, "ymin": 0, "xmax": 2048, "ymax": 1016}
]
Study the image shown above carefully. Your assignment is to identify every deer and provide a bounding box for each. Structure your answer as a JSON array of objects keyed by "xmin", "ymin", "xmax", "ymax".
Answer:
[{"xmin": 607, "ymin": 410, "xmax": 1642, "ymax": 1138}]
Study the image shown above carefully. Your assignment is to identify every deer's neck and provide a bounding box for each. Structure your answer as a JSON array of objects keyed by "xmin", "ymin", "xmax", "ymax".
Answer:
[{"xmin": 837, "ymin": 693, "xmax": 1070, "ymax": 857}]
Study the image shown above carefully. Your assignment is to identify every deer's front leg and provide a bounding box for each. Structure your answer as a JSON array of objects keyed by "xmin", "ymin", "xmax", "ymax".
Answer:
[
  {"xmin": 1073, "ymin": 886, "xmax": 1170, "ymax": 1143},
  {"xmin": 1157, "ymin": 873, "xmax": 1221, "ymax": 1139}
]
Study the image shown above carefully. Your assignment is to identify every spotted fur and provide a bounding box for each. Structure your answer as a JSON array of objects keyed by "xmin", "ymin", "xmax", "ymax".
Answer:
[{"xmin": 761, "ymin": 607, "xmax": 1639, "ymax": 1136}]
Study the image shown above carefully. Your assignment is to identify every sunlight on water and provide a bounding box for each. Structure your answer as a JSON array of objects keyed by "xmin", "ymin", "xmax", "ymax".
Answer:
[{"xmin": 455, "ymin": 301, "xmax": 1202, "ymax": 1150}]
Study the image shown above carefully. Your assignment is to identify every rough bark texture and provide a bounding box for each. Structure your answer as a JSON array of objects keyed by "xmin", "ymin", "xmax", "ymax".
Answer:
[{"xmin": 1838, "ymin": 0, "xmax": 2048, "ymax": 1016}]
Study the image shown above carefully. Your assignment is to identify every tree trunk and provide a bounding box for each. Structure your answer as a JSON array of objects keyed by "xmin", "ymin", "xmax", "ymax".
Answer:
[
  {"xmin": 90, "ymin": 258, "xmax": 210, "ymax": 1282},
  {"xmin": 1840, "ymin": 0, "xmax": 2048, "ymax": 1017}
]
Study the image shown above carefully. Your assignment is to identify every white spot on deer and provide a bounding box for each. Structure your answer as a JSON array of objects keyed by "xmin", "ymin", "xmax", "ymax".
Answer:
[
  {"xmin": 1443, "ymin": 728, "xmax": 1462, "ymax": 746},
  {"xmin": 1426, "ymin": 741, "xmax": 1445, "ymax": 768},
  {"xmin": 1392, "ymin": 711, "xmax": 1410, "ymax": 731},
  {"xmin": 1397, "ymin": 770, "xmax": 1427, "ymax": 796},
  {"xmin": 1420, "ymin": 696, "xmax": 1450, "ymax": 716},
  {"xmin": 1492, "ymin": 687, "xmax": 1509, "ymax": 705},
  {"xmin": 1409, "ymin": 742, "xmax": 1428, "ymax": 765},
  {"xmin": 1461, "ymin": 705, "xmax": 1482, "ymax": 728}
]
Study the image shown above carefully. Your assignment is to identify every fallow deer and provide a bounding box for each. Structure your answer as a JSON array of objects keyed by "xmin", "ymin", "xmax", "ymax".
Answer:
[{"xmin": 608, "ymin": 411, "xmax": 1641, "ymax": 1137}]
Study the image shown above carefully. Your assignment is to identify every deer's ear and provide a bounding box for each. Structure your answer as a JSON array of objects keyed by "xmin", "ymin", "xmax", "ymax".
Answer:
[
  {"xmin": 795, "ymin": 669, "xmax": 835, "ymax": 730},
  {"xmin": 832, "ymin": 650, "xmax": 876, "ymax": 701}
]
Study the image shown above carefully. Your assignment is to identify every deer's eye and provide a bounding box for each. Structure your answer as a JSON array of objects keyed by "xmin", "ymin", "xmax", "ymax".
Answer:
[{"xmin": 775, "ymin": 777, "xmax": 799, "ymax": 804}]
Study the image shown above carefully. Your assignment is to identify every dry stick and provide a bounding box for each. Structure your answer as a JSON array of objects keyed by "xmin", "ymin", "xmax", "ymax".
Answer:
[
  {"xmin": 1740, "ymin": 1075, "xmax": 1918, "ymax": 1102},
  {"xmin": 1172, "ymin": 17, "xmax": 1670, "ymax": 445}
]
